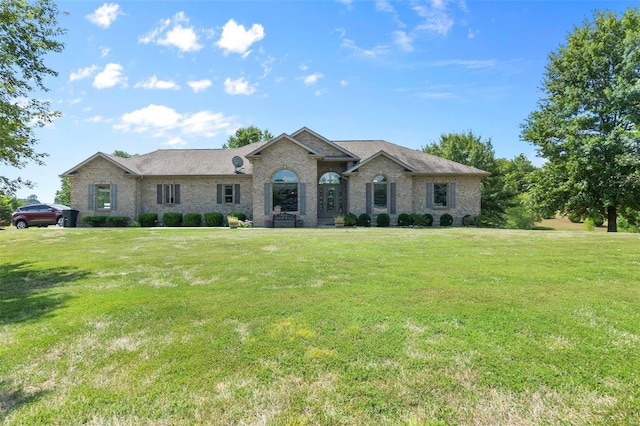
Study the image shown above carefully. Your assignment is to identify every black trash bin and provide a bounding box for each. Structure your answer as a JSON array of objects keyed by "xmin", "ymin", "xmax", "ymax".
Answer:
[{"xmin": 62, "ymin": 209, "xmax": 79, "ymax": 227}]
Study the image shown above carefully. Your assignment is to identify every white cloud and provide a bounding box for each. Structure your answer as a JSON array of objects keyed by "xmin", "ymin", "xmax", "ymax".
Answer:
[
  {"xmin": 181, "ymin": 111, "xmax": 234, "ymax": 137},
  {"xmin": 86, "ymin": 115, "xmax": 108, "ymax": 123},
  {"xmin": 301, "ymin": 72, "xmax": 323, "ymax": 86},
  {"xmin": 299, "ymin": 64, "xmax": 309, "ymax": 71},
  {"xmin": 187, "ymin": 79, "xmax": 212, "ymax": 93},
  {"xmin": 341, "ymin": 38, "xmax": 389, "ymax": 58},
  {"xmin": 165, "ymin": 137, "xmax": 187, "ymax": 146},
  {"xmin": 393, "ymin": 30, "xmax": 413, "ymax": 52},
  {"xmin": 70, "ymin": 65, "xmax": 98, "ymax": 82},
  {"xmin": 413, "ymin": 1, "xmax": 454, "ymax": 35},
  {"xmin": 139, "ymin": 12, "xmax": 203, "ymax": 53},
  {"xmin": 100, "ymin": 47, "xmax": 111, "ymax": 57},
  {"xmin": 134, "ymin": 75, "xmax": 180, "ymax": 90},
  {"xmin": 114, "ymin": 104, "xmax": 236, "ymax": 140},
  {"xmin": 114, "ymin": 104, "xmax": 182, "ymax": 134},
  {"xmin": 260, "ymin": 56, "xmax": 275, "ymax": 78},
  {"xmin": 86, "ymin": 3, "xmax": 122, "ymax": 29},
  {"xmin": 340, "ymin": 80, "xmax": 349, "ymax": 87},
  {"xmin": 224, "ymin": 77, "xmax": 257, "ymax": 95},
  {"xmin": 216, "ymin": 19, "xmax": 265, "ymax": 56},
  {"xmin": 93, "ymin": 63, "xmax": 126, "ymax": 89}
]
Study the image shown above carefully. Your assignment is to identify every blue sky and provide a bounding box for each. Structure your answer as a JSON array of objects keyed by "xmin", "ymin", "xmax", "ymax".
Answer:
[{"xmin": 7, "ymin": 0, "xmax": 637, "ymax": 202}]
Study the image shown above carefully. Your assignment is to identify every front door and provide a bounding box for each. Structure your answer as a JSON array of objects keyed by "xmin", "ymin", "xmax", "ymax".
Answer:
[{"xmin": 318, "ymin": 184, "xmax": 342, "ymax": 219}]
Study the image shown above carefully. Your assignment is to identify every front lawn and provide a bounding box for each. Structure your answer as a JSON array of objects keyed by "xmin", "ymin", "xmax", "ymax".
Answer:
[{"xmin": 1, "ymin": 227, "xmax": 639, "ymax": 424}]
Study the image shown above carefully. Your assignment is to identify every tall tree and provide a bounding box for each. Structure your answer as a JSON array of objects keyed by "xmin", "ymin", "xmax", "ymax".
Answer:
[
  {"xmin": 112, "ymin": 150, "xmax": 136, "ymax": 158},
  {"xmin": 0, "ymin": 0, "xmax": 65, "ymax": 195},
  {"xmin": 54, "ymin": 177, "xmax": 70, "ymax": 206},
  {"xmin": 522, "ymin": 9, "xmax": 640, "ymax": 232},
  {"xmin": 223, "ymin": 126, "xmax": 274, "ymax": 149},
  {"xmin": 423, "ymin": 131, "xmax": 519, "ymax": 225}
]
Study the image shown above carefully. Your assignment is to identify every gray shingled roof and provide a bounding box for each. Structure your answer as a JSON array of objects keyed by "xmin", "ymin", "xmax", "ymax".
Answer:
[
  {"xmin": 65, "ymin": 136, "xmax": 488, "ymax": 177},
  {"xmin": 335, "ymin": 140, "xmax": 489, "ymax": 175},
  {"xmin": 102, "ymin": 142, "xmax": 266, "ymax": 176}
]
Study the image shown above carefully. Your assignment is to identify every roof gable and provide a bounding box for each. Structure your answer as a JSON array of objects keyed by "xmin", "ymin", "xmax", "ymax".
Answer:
[
  {"xmin": 344, "ymin": 150, "xmax": 415, "ymax": 174},
  {"xmin": 246, "ymin": 133, "xmax": 323, "ymax": 158},
  {"xmin": 60, "ymin": 152, "xmax": 140, "ymax": 177},
  {"xmin": 290, "ymin": 127, "xmax": 359, "ymax": 160}
]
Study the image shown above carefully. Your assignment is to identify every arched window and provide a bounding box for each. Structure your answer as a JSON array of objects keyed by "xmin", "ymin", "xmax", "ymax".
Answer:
[
  {"xmin": 272, "ymin": 170, "xmax": 299, "ymax": 212},
  {"xmin": 319, "ymin": 172, "xmax": 341, "ymax": 184},
  {"xmin": 373, "ymin": 175, "xmax": 387, "ymax": 213}
]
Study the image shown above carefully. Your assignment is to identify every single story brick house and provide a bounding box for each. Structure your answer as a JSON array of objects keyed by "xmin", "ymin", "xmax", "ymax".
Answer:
[{"xmin": 61, "ymin": 127, "xmax": 489, "ymax": 227}]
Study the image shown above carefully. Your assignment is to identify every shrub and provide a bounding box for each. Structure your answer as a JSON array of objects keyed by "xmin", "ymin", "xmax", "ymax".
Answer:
[
  {"xmin": 475, "ymin": 214, "xmax": 496, "ymax": 228},
  {"xmin": 81, "ymin": 216, "xmax": 108, "ymax": 227},
  {"xmin": 397, "ymin": 213, "xmax": 412, "ymax": 227},
  {"xmin": 183, "ymin": 213, "xmax": 202, "ymax": 227},
  {"xmin": 238, "ymin": 220, "xmax": 253, "ymax": 228},
  {"xmin": 583, "ymin": 218, "xmax": 595, "ymax": 231},
  {"xmin": 228, "ymin": 212, "xmax": 247, "ymax": 221},
  {"xmin": 376, "ymin": 213, "xmax": 390, "ymax": 227},
  {"xmin": 618, "ymin": 216, "xmax": 640, "ymax": 233},
  {"xmin": 440, "ymin": 213, "xmax": 453, "ymax": 227},
  {"xmin": 590, "ymin": 213, "xmax": 605, "ymax": 227},
  {"xmin": 138, "ymin": 213, "xmax": 158, "ymax": 227},
  {"xmin": 422, "ymin": 214, "xmax": 434, "ymax": 227},
  {"xmin": 357, "ymin": 213, "xmax": 371, "ymax": 227},
  {"xmin": 462, "ymin": 215, "xmax": 475, "ymax": 226},
  {"xmin": 105, "ymin": 216, "xmax": 129, "ymax": 227},
  {"xmin": 344, "ymin": 213, "xmax": 358, "ymax": 227},
  {"xmin": 567, "ymin": 212, "xmax": 582, "ymax": 223},
  {"xmin": 129, "ymin": 221, "xmax": 141, "ymax": 227},
  {"xmin": 163, "ymin": 212, "xmax": 182, "ymax": 227},
  {"xmin": 204, "ymin": 212, "xmax": 224, "ymax": 227}
]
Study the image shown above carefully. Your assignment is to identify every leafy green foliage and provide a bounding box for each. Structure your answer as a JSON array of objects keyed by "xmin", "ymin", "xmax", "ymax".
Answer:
[
  {"xmin": 439, "ymin": 213, "xmax": 453, "ymax": 227},
  {"xmin": 357, "ymin": 213, "xmax": 371, "ymax": 227},
  {"xmin": 54, "ymin": 178, "xmax": 70, "ymax": 206},
  {"xmin": 183, "ymin": 213, "xmax": 202, "ymax": 227},
  {"xmin": 204, "ymin": 212, "xmax": 224, "ymax": 227},
  {"xmin": 397, "ymin": 213, "xmax": 412, "ymax": 226},
  {"xmin": 223, "ymin": 126, "xmax": 274, "ymax": 149},
  {"xmin": 105, "ymin": 216, "xmax": 129, "ymax": 227},
  {"xmin": 0, "ymin": 195, "xmax": 19, "ymax": 226},
  {"xmin": 462, "ymin": 215, "xmax": 475, "ymax": 226},
  {"xmin": 420, "ymin": 213, "xmax": 433, "ymax": 227},
  {"xmin": 81, "ymin": 216, "xmax": 108, "ymax": 227},
  {"xmin": 0, "ymin": 0, "xmax": 66, "ymax": 194},
  {"xmin": 228, "ymin": 212, "xmax": 247, "ymax": 221},
  {"xmin": 138, "ymin": 213, "xmax": 158, "ymax": 227},
  {"xmin": 162, "ymin": 212, "xmax": 182, "ymax": 227},
  {"xmin": 376, "ymin": 213, "xmax": 390, "ymax": 227},
  {"xmin": 344, "ymin": 213, "xmax": 358, "ymax": 227},
  {"xmin": 522, "ymin": 9, "xmax": 640, "ymax": 232},
  {"xmin": 423, "ymin": 132, "xmax": 536, "ymax": 227}
]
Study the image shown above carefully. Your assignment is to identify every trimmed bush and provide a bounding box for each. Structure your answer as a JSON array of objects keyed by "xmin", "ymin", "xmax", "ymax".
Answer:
[
  {"xmin": 344, "ymin": 213, "xmax": 358, "ymax": 227},
  {"xmin": 81, "ymin": 216, "xmax": 108, "ymax": 227},
  {"xmin": 440, "ymin": 213, "xmax": 453, "ymax": 227},
  {"xmin": 568, "ymin": 212, "xmax": 582, "ymax": 223},
  {"xmin": 183, "ymin": 213, "xmax": 202, "ymax": 227},
  {"xmin": 129, "ymin": 221, "xmax": 141, "ymax": 227},
  {"xmin": 138, "ymin": 213, "xmax": 158, "ymax": 227},
  {"xmin": 357, "ymin": 213, "xmax": 371, "ymax": 227},
  {"xmin": 420, "ymin": 214, "xmax": 434, "ymax": 227},
  {"xmin": 228, "ymin": 212, "xmax": 247, "ymax": 221},
  {"xmin": 462, "ymin": 215, "xmax": 475, "ymax": 226},
  {"xmin": 105, "ymin": 216, "xmax": 129, "ymax": 227},
  {"xmin": 376, "ymin": 213, "xmax": 390, "ymax": 227},
  {"xmin": 204, "ymin": 212, "xmax": 224, "ymax": 227},
  {"xmin": 397, "ymin": 213, "xmax": 412, "ymax": 227},
  {"xmin": 163, "ymin": 212, "xmax": 182, "ymax": 227}
]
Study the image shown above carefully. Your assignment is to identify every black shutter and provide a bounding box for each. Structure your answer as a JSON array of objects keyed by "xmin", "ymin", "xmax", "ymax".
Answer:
[
  {"xmin": 450, "ymin": 182, "xmax": 456, "ymax": 208},
  {"xmin": 365, "ymin": 182, "xmax": 372, "ymax": 215},
  {"xmin": 157, "ymin": 184, "xmax": 163, "ymax": 204},
  {"xmin": 111, "ymin": 184, "xmax": 117, "ymax": 210},
  {"xmin": 174, "ymin": 184, "xmax": 180, "ymax": 204},
  {"xmin": 264, "ymin": 183, "xmax": 270, "ymax": 215},
  {"xmin": 216, "ymin": 184, "xmax": 222, "ymax": 204},
  {"xmin": 299, "ymin": 183, "xmax": 306, "ymax": 215},
  {"xmin": 426, "ymin": 182, "xmax": 433, "ymax": 209},
  {"xmin": 234, "ymin": 184, "xmax": 241, "ymax": 204}
]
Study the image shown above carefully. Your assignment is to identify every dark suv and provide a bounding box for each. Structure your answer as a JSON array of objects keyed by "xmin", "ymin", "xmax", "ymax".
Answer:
[{"xmin": 12, "ymin": 203, "xmax": 70, "ymax": 229}]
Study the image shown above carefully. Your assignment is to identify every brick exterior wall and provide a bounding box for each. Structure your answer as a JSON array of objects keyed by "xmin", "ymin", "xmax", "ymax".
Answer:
[
  {"xmin": 250, "ymin": 138, "xmax": 318, "ymax": 227},
  {"xmin": 68, "ymin": 139, "xmax": 483, "ymax": 228}
]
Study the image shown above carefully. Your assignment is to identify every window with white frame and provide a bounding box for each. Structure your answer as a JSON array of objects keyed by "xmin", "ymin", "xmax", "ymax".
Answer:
[
  {"xmin": 157, "ymin": 184, "xmax": 180, "ymax": 205},
  {"xmin": 224, "ymin": 184, "xmax": 234, "ymax": 203},
  {"xmin": 96, "ymin": 184, "xmax": 112, "ymax": 209}
]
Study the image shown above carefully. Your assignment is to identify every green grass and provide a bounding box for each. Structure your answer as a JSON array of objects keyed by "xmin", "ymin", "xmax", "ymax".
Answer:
[{"xmin": 1, "ymin": 227, "xmax": 639, "ymax": 425}]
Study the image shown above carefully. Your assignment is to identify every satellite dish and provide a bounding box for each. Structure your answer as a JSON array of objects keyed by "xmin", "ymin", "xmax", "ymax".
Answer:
[{"xmin": 232, "ymin": 156, "xmax": 244, "ymax": 173}]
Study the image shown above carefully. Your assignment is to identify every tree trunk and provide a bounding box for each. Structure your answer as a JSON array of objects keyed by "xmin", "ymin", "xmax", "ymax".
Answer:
[{"xmin": 607, "ymin": 205, "xmax": 617, "ymax": 232}]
